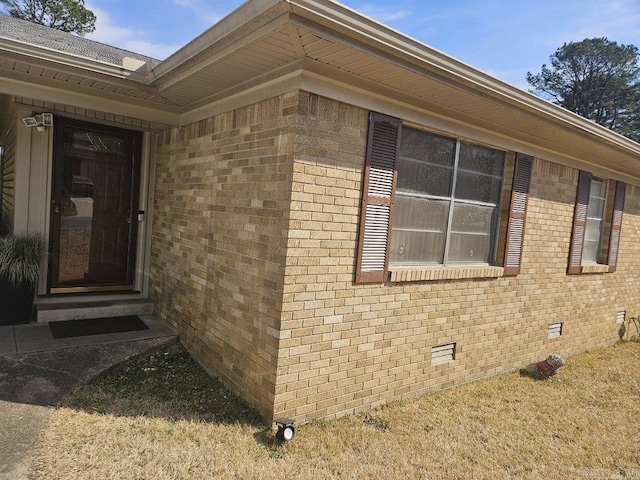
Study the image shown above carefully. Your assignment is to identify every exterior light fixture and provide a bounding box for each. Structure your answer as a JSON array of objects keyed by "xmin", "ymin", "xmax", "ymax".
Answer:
[
  {"xmin": 274, "ymin": 418, "xmax": 295, "ymax": 441},
  {"xmin": 22, "ymin": 116, "xmax": 38, "ymax": 127},
  {"xmin": 41, "ymin": 113, "xmax": 53, "ymax": 126},
  {"xmin": 22, "ymin": 113, "xmax": 54, "ymax": 131}
]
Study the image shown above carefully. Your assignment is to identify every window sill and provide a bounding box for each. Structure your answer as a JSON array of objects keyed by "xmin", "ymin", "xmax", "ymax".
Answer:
[
  {"xmin": 580, "ymin": 264, "xmax": 610, "ymax": 274},
  {"xmin": 389, "ymin": 265, "xmax": 504, "ymax": 282}
]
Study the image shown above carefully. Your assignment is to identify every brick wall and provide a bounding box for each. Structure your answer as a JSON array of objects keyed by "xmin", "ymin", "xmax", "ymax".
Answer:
[
  {"xmin": 150, "ymin": 93, "xmax": 302, "ymax": 420},
  {"xmin": 150, "ymin": 89, "xmax": 640, "ymax": 423},
  {"xmin": 274, "ymin": 92, "xmax": 640, "ymax": 422}
]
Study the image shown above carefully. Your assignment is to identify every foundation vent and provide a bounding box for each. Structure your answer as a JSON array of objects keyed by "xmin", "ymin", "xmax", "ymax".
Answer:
[
  {"xmin": 548, "ymin": 322, "xmax": 563, "ymax": 339},
  {"xmin": 431, "ymin": 343, "xmax": 456, "ymax": 366},
  {"xmin": 616, "ymin": 311, "xmax": 626, "ymax": 324}
]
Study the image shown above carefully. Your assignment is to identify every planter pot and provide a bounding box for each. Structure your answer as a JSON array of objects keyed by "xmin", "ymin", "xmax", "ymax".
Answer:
[{"xmin": 0, "ymin": 277, "xmax": 35, "ymax": 325}]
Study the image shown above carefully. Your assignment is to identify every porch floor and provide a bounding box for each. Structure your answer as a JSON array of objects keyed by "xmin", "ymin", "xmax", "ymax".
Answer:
[{"xmin": 0, "ymin": 314, "xmax": 176, "ymax": 356}]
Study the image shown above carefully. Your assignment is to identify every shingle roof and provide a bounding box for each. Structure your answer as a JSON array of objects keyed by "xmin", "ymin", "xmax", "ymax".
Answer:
[{"xmin": 0, "ymin": 15, "xmax": 160, "ymax": 69}]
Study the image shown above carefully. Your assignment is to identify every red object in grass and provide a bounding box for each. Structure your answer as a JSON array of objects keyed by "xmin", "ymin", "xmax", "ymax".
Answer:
[{"xmin": 535, "ymin": 360, "xmax": 558, "ymax": 378}]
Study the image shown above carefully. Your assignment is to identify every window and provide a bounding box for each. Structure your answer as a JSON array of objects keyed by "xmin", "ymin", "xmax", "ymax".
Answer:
[
  {"xmin": 390, "ymin": 128, "xmax": 505, "ymax": 266},
  {"xmin": 567, "ymin": 171, "xmax": 626, "ymax": 274},
  {"xmin": 355, "ymin": 112, "xmax": 533, "ymax": 284},
  {"xmin": 583, "ymin": 177, "xmax": 607, "ymax": 264}
]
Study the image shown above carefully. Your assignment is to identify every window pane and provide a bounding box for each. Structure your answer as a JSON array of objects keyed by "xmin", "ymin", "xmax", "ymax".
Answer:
[
  {"xmin": 583, "ymin": 177, "xmax": 607, "ymax": 264},
  {"xmin": 455, "ymin": 170, "xmax": 503, "ymax": 204},
  {"xmin": 397, "ymin": 128, "xmax": 455, "ymax": 197},
  {"xmin": 585, "ymin": 218, "xmax": 604, "ymax": 241},
  {"xmin": 587, "ymin": 197, "xmax": 605, "ymax": 218},
  {"xmin": 582, "ymin": 239, "xmax": 599, "ymax": 264},
  {"xmin": 456, "ymin": 143, "xmax": 504, "ymax": 203},
  {"xmin": 458, "ymin": 142, "xmax": 505, "ymax": 177},
  {"xmin": 590, "ymin": 178, "xmax": 607, "ymax": 198},
  {"xmin": 68, "ymin": 131, "xmax": 124, "ymax": 155},
  {"xmin": 390, "ymin": 195, "xmax": 449, "ymax": 265},
  {"xmin": 397, "ymin": 161, "xmax": 452, "ymax": 197},
  {"xmin": 448, "ymin": 202, "xmax": 496, "ymax": 264}
]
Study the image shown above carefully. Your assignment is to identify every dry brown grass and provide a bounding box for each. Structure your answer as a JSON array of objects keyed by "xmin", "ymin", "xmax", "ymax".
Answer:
[{"xmin": 31, "ymin": 342, "xmax": 640, "ymax": 480}]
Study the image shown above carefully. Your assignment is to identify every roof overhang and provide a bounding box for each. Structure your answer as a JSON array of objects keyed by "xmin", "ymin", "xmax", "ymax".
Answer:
[{"xmin": 0, "ymin": 0, "xmax": 638, "ymax": 182}]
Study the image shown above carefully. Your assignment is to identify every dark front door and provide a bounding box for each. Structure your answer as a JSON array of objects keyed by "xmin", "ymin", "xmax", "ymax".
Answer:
[{"xmin": 50, "ymin": 118, "xmax": 142, "ymax": 293}]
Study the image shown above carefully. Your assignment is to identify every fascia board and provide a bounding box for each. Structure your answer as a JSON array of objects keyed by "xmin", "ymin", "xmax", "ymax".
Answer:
[
  {"xmin": 148, "ymin": 0, "xmax": 286, "ymax": 83},
  {"xmin": 0, "ymin": 36, "xmax": 149, "ymax": 81},
  {"xmin": 1, "ymin": 72, "xmax": 179, "ymax": 125},
  {"xmin": 150, "ymin": 13, "xmax": 292, "ymax": 92}
]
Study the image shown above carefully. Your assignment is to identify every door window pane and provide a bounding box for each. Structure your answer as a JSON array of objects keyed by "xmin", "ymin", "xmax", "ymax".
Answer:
[{"xmin": 70, "ymin": 131, "xmax": 124, "ymax": 155}]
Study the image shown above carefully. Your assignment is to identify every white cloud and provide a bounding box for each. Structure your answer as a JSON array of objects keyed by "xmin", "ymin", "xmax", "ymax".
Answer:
[{"xmin": 85, "ymin": 4, "xmax": 181, "ymax": 60}]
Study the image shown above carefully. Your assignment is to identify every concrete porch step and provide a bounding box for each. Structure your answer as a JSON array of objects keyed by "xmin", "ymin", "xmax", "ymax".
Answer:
[{"xmin": 36, "ymin": 299, "xmax": 154, "ymax": 323}]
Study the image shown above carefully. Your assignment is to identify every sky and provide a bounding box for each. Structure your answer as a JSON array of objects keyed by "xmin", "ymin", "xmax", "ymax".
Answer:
[{"xmin": 84, "ymin": 0, "xmax": 640, "ymax": 90}]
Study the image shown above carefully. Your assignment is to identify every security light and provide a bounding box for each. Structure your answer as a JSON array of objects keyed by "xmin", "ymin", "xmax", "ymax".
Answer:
[
  {"xmin": 41, "ymin": 113, "xmax": 53, "ymax": 126},
  {"xmin": 22, "ymin": 116, "xmax": 38, "ymax": 127},
  {"xmin": 274, "ymin": 418, "xmax": 295, "ymax": 441},
  {"xmin": 22, "ymin": 113, "xmax": 53, "ymax": 131}
]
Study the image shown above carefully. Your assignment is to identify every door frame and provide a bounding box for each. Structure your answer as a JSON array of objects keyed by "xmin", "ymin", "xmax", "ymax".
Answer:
[{"xmin": 48, "ymin": 117, "xmax": 143, "ymax": 294}]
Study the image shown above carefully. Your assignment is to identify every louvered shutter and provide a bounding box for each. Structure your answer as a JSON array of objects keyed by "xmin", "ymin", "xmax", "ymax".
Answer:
[
  {"xmin": 567, "ymin": 170, "xmax": 592, "ymax": 274},
  {"xmin": 503, "ymin": 154, "xmax": 533, "ymax": 276},
  {"xmin": 355, "ymin": 112, "xmax": 401, "ymax": 284},
  {"xmin": 606, "ymin": 181, "xmax": 626, "ymax": 273}
]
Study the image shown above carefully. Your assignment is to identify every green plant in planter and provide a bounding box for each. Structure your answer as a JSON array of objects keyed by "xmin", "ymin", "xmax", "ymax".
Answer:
[{"xmin": 0, "ymin": 235, "xmax": 46, "ymax": 325}]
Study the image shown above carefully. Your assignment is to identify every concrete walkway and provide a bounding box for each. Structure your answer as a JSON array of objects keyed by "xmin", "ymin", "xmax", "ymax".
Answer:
[{"xmin": 0, "ymin": 316, "xmax": 177, "ymax": 480}]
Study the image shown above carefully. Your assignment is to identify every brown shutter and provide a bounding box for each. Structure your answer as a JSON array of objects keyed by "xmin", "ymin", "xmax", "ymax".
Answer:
[
  {"xmin": 355, "ymin": 112, "xmax": 401, "ymax": 284},
  {"xmin": 567, "ymin": 170, "xmax": 592, "ymax": 274},
  {"xmin": 503, "ymin": 153, "xmax": 533, "ymax": 276},
  {"xmin": 606, "ymin": 181, "xmax": 626, "ymax": 273}
]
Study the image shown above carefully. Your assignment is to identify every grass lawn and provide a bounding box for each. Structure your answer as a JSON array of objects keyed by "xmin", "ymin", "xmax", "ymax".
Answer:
[{"xmin": 31, "ymin": 342, "xmax": 640, "ymax": 480}]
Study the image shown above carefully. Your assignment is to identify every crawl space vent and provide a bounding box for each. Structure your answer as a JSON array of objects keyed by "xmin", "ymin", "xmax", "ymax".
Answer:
[
  {"xmin": 548, "ymin": 322, "xmax": 563, "ymax": 339},
  {"xmin": 616, "ymin": 311, "xmax": 626, "ymax": 324},
  {"xmin": 431, "ymin": 343, "xmax": 455, "ymax": 366}
]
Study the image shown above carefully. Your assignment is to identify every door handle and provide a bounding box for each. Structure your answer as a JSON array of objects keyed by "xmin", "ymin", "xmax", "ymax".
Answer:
[{"xmin": 126, "ymin": 217, "xmax": 131, "ymax": 224}]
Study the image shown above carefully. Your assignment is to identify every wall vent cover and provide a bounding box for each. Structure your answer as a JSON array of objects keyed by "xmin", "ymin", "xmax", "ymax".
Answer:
[
  {"xmin": 616, "ymin": 311, "xmax": 626, "ymax": 324},
  {"xmin": 548, "ymin": 322, "xmax": 563, "ymax": 339},
  {"xmin": 431, "ymin": 343, "xmax": 456, "ymax": 365}
]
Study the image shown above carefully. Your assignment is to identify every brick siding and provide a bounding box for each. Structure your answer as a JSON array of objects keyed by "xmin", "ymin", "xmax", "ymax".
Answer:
[{"xmin": 150, "ymin": 90, "xmax": 640, "ymax": 423}]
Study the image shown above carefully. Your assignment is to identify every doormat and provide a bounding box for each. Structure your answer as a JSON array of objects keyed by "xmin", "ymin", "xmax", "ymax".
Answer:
[{"xmin": 49, "ymin": 315, "xmax": 149, "ymax": 339}]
